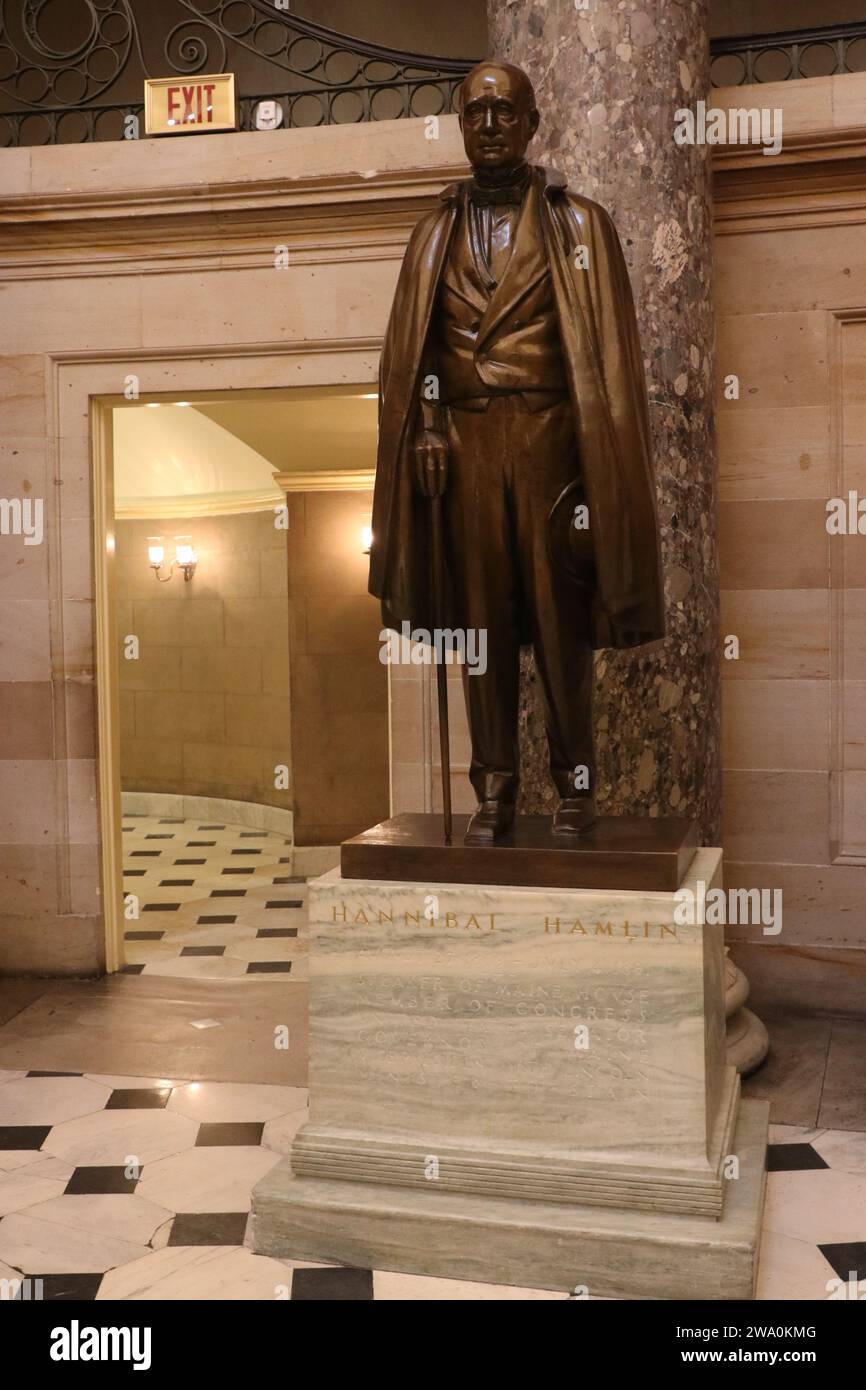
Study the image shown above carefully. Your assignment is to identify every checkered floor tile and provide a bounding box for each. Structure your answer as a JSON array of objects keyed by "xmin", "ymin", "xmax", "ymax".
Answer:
[
  {"xmin": 1, "ymin": 1073, "xmax": 864, "ymax": 1300},
  {"xmin": 121, "ymin": 816, "xmax": 306, "ymax": 981}
]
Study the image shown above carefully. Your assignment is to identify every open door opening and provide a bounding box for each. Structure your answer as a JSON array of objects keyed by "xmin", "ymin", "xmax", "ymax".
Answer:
[{"xmin": 94, "ymin": 384, "xmax": 387, "ymax": 977}]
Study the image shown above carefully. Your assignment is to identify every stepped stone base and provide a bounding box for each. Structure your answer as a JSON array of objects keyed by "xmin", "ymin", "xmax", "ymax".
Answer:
[
  {"xmin": 251, "ymin": 1099, "xmax": 768, "ymax": 1299},
  {"xmin": 251, "ymin": 849, "xmax": 769, "ymax": 1298}
]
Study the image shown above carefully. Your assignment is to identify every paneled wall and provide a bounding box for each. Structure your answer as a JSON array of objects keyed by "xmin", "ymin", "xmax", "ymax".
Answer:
[
  {"xmin": 116, "ymin": 511, "xmax": 291, "ymax": 810},
  {"xmin": 715, "ymin": 75, "xmax": 866, "ymax": 1014}
]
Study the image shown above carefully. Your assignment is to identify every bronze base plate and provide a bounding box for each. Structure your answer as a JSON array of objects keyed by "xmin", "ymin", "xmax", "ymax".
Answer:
[{"xmin": 341, "ymin": 813, "xmax": 699, "ymax": 893}]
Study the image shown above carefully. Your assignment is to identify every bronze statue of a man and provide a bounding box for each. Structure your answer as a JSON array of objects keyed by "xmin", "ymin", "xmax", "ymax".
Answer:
[{"xmin": 369, "ymin": 59, "xmax": 664, "ymax": 845}]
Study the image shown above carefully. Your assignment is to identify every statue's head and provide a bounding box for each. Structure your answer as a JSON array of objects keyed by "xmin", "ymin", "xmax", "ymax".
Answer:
[{"xmin": 457, "ymin": 60, "xmax": 539, "ymax": 179}]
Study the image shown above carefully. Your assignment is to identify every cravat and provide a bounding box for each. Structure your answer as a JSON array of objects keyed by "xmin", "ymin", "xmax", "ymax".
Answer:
[{"xmin": 468, "ymin": 165, "xmax": 531, "ymax": 207}]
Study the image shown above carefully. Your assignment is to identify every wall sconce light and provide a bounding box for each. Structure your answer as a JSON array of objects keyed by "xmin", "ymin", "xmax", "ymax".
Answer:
[
  {"xmin": 174, "ymin": 537, "xmax": 196, "ymax": 578},
  {"xmin": 148, "ymin": 535, "xmax": 197, "ymax": 583},
  {"xmin": 360, "ymin": 519, "xmax": 373, "ymax": 555}
]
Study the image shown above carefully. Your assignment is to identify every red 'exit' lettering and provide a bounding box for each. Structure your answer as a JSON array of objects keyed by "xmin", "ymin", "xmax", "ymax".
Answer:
[{"xmin": 165, "ymin": 83, "xmax": 217, "ymax": 125}]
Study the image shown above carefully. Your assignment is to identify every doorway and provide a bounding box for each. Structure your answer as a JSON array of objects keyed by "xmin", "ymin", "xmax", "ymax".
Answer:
[{"xmin": 93, "ymin": 383, "xmax": 386, "ymax": 976}]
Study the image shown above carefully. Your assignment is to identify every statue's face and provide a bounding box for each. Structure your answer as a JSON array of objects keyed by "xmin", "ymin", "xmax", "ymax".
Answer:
[{"xmin": 459, "ymin": 65, "xmax": 539, "ymax": 177}]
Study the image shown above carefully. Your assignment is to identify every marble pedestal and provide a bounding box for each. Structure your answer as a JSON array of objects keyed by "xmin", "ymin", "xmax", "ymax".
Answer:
[{"xmin": 250, "ymin": 848, "xmax": 768, "ymax": 1298}]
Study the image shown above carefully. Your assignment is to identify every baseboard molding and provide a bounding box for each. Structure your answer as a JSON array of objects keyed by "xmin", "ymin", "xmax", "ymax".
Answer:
[
  {"xmin": 121, "ymin": 790, "xmax": 294, "ymax": 840},
  {"xmin": 728, "ymin": 941, "xmax": 866, "ymax": 1020},
  {"xmin": 293, "ymin": 845, "xmax": 341, "ymax": 877},
  {"xmin": 0, "ymin": 914, "xmax": 104, "ymax": 978}
]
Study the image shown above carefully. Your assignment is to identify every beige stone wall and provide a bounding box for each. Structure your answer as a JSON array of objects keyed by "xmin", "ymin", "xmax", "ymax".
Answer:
[
  {"xmin": 0, "ymin": 115, "xmax": 467, "ymax": 975},
  {"xmin": 116, "ymin": 512, "xmax": 291, "ymax": 810},
  {"xmin": 714, "ymin": 74, "xmax": 866, "ymax": 1013},
  {"xmin": 285, "ymin": 491, "xmax": 390, "ymax": 846},
  {"xmin": 3, "ymin": 80, "xmax": 866, "ymax": 994}
]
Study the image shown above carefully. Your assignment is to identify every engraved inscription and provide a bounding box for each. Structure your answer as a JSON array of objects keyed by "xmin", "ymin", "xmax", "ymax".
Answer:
[
  {"xmin": 341, "ymin": 969, "xmax": 654, "ymax": 1101},
  {"xmin": 329, "ymin": 902, "xmax": 680, "ymax": 939}
]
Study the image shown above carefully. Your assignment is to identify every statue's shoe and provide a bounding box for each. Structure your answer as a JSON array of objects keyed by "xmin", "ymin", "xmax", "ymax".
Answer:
[
  {"xmin": 552, "ymin": 797, "xmax": 598, "ymax": 835},
  {"xmin": 464, "ymin": 800, "xmax": 515, "ymax": 846}
]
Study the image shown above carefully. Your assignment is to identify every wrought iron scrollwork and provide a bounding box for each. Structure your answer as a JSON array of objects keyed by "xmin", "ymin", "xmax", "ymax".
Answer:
[
  {"xmin": 162, "ymin": 18, "xmax": 227, "ymax": 76},
  {"xmin": 1, "ymin": 0, "xmax": 135, "ymax": 108},
  {"xmin": 0, "ymin": 0, "xmax": 475, "ymax": 144},
  {"xmin": 5, "ymin": 7, "xmax": 866, "ymax": 147},
  {"xmin": 166, "ymin": 0, "xmax": 472, "ymax": 124},
  {"xmin": 710, "ymin": 21, "xmax": 866, "ymax": 87}
]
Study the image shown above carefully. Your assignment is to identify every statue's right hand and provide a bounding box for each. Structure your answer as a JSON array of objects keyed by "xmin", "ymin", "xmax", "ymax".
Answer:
[{"xmin": 412, "ymin": 430, "xmax": 449, "ymax": 499}]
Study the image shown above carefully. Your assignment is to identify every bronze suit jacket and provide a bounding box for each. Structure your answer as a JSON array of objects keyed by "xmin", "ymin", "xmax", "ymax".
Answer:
[
  {"xmin": 434, "ymin": 171, "xmax": 569, "ymax": 406},
  {"xmin": 369, "ymin": 165, "xmax": 666, "ymax": 651}
]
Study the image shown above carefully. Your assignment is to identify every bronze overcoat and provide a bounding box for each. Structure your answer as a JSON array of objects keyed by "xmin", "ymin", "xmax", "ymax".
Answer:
[{"xmin": 368, "ymin": 165, "xmax": 665, "ymax": 650}]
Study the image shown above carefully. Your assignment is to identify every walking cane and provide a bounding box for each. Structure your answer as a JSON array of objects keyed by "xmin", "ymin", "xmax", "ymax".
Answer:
[{"xmin": 430, "ymin": 494, "xmax": 452, "ymax": 843}]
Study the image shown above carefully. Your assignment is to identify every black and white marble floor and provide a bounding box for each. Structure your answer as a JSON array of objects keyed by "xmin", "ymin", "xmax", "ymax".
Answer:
[
  {"xmin": 1, "ymin": 1069, "xmax": 864, "ymax": 1300},
  {"xmin": 121, "ymin": 816, "xmax": 306, "ymax": 981}
]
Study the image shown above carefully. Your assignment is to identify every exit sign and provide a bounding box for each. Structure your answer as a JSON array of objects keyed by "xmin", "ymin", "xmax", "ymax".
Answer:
[{"xmin": 144, "ymin": 73, "xmax": 236, "ymax": 135}]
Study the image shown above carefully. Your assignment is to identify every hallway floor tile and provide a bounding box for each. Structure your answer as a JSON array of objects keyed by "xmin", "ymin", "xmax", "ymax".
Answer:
[
  {"xmin": 121, "ymin": 816, "xmax": 306, "ymax": 982},
  {"xmin": 1, "ymin": 1070, "xmax": 864, "ymax": 1300}
]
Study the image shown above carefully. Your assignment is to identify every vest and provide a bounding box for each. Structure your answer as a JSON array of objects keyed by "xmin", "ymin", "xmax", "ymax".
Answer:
[{"xmin": 433, "ymin": 175, "xmax": 568, "ymax": 408}]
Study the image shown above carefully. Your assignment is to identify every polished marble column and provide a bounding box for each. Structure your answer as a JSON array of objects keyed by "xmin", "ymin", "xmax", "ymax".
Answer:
[{"xmin": 490, "ymin": 1, "xmax": 722, "ymax": 844}]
